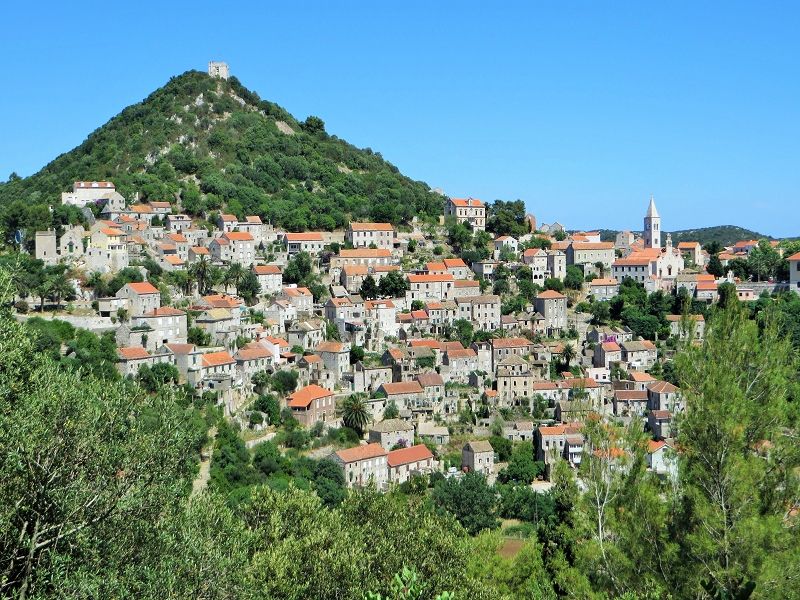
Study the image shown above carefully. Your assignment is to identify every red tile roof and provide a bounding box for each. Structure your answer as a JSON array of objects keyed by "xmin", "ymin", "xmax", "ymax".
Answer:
[
  {"xmin": 381, "ymin": 381, "xmax": 423, "ymax": 395},
  {"xmin": 335, "ymin": 442, "xmax": 387, "ymax": 463},
  {"xmin": 126, "ymin": 281, "xmax": 160, "ymax": 295},
  {"xmin": 349, "ymin": 222, "xmax": 394, "ymax": 231},
  {"xmin": 287, "ymin": 384, "xmax": 333, "ymax": 408},
  {"xmin": 450, "ymin": 197, "xmax": 484, "ymax": 207},
  {"xmin": 338, "ymin": 248, "xmax": 392, "ymax": 258},
  {"xmin": 117, "ymin": 346, "xmax": 150, "ymax": 360},
  {"xmin": 387, "ymin": 444, "xmax": 433, "ymax": 467},
  {"xmin": 253, "ymin": 264, "xmax": 282, "ymax": 275},
  {"xmin": 285, "ymin": 232, "xmax": 324, "ymax": 241},
  {"xmin": 443, "ymin": 258, "xmax": 467, "ymax": 268},
  {"xmin": 316, "ymin": 341, "xmax": 345, "ymax": 353},
  {"xmin": 201, "ymin": 351, "xmax": 235, "ymax": 368},
  {"xmin": 202, "ymin": 294, "xmax": 242, "ymax": 308},
  {"xmin": 142, "ymin": 306, "xmax": 185, "ymax": 317},
  {"xmin": 572, "ymin": 242, "xmax": 614, "ymax": 250},
  {"xmin": 491, "ymin": 337, "xmax": 530, "ymax": 349},
  {"xmin": 223, "ymin": 231, "xmax": 254, "ymax": 242},
  {"xmin": 537, "ymin": 290, "xmax": 566, "ymax": 300},
  {"xmin": 407, "ymin": 274, "xmax": 454, "ymax": 283}
]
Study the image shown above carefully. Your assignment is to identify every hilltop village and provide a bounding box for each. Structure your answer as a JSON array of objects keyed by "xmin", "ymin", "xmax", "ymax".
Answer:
[{"xmin": 17, "ymin": 173, "xmax": 797, "ymax": 491}]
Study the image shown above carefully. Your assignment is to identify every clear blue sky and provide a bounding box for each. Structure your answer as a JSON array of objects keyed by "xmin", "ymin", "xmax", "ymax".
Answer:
[{"xmin": 1, "ymin": 1, "xmax": 798, "ymax": 236}]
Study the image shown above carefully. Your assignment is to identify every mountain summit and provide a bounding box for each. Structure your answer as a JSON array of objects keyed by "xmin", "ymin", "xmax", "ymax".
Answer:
[{"xmin": 0, "ymin": 70, "xmax": 442, "ymax": 232}]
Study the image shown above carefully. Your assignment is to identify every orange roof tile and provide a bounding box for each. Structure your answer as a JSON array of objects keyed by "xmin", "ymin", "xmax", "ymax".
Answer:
[
  {"xmin": 253, "ymin": 264, "xmax": 282, "ymax": 275},
  {"xmin": 349, "ymin": 222, "xmax": 394, "ymax": 231},
  {"xmin": 491, "ymin": 337, "xmax": 530, "ymax": 349},
  {"xmin": 407, "ymin": 274, "xmax": 454, "ymax": 283},
  {"xmin": 450, "ymin": 197, "xmax": 484, "ymax": 207},
  {"xmin": 126, "ymin": 281, "xmax": 160, "ymax": 295},
  {"xmin": 443, "ymin": 258, "xmax": 467, "ymax": 268},
  {"xmin": 537, "ymin": 290, "xmax": 566, "ymax": 300},
  {"xmin": 591, "ymin": 278, "xmax": 618, "ymax": 286},
  {"xmin": 117, "ymin": 346, "xmax": 150, "ymax": 360},
  {"xmin": 316, "ymin": 341, "xmax": 345, "ymax": 353},
  {"xmin": 381, "ymin": 381, "xmax": 423, "ymax": 395},
  {"xmin": 285, "ymin": 232, "xmax": 324, "ymax": 241},
  {"xmin": 338, "ymin": 248, "xmax": 392, "ymax": 258},
  {"xmin": 202, "ymin": 294, "xmax": 242, "ymax": 308},
  {"xmin": 387, "ymin": 444, "xmax": 433, "ymax": 467},
  {"xmin": 142, "ymin": 307, "xmax": 185, "ymax": 317},
  {"xmin": 224, "ymin": 231, "xmax": 254, "ymax": 242},
  {"xmin": 201, "ymin": 351, "xmax": 235, "ymax": 368},
  {"xmin": 335, "ymin": 442, "xmax": 387, "ymax": 463},
  {"xmin": 101, "ymin": 227, "xmax": 125, "ymax": 237},
  {"xmin": 572, "ymin": 242, "xmax": 614, "ymax": 250},
  {"xmin": 287, "ymin": 384, "xmax": 334, "ymax": 408}
]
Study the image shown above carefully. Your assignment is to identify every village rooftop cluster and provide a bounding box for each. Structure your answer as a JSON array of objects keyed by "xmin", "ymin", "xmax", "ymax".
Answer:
[{"xmin": 25, "ymin": 174, "xmax": 800, "ymax": 489}]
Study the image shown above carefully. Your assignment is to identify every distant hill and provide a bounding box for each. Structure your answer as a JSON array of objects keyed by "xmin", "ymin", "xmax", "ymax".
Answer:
[
  {"xmin": 599, "ymin": 225, "xmax": 772, "ymax": 247},
  {"xmin": 0, "ymin": 70, "xmax": 443, "ymax": 239}
]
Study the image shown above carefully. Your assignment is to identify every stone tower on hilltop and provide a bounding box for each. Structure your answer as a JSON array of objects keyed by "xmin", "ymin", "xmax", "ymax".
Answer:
[
  {"xmin": 208, "ymin": 61, "xmax": 229, "ymax": 80},
  {"xmin": 644, "ymin": 195, "xmax": 661, "ymax": 249}
]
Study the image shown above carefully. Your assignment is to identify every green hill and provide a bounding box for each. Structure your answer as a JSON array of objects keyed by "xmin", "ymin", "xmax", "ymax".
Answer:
[
  {"xmin": 599, "ymin": 225, "xmax": 772, "ymax": 247},
  {"xmin": 668, "ymin": 225, "xmax": 772, "ymax": 246},
  {"xmin": 0, "ymin": 70, "xmax": 443, "ymax": 239}
]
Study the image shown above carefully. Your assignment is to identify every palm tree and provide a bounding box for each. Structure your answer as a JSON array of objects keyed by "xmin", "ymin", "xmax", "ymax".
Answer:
[
  {"xmin": 183, "ymin": 268, "xmax": 196, "ymax": 296},
  {"xmin": 341, "ymin": 394, "xmax": 371, "ymax": 436},
  {"xmin": 47, "ymin": 274, "xmax": 73, "ymax": 311},
  {"xmin": 561, "ymin": 343, "xmax": 576, "ymax": 371},
  {"xmin": 224, "ymin": 262, "xmax": 244, "ymax": 296},
  {"xmin": 190, "ymin": 255, "xmax": 211, "ymax": 295}
]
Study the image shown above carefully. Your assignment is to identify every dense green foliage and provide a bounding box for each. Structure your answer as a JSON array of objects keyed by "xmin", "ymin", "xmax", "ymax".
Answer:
[
  {"xmin": 0, "ymin": 70, "xmax": 444, "ymax": 244},
  {"xmin": 599, "ymin": 225, "xmax": 772, "ymax": 247}
]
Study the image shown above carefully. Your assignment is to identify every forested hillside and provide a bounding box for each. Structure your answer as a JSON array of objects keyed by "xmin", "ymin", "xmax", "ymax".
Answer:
[
  {"xmin": 0, "ymin": 70, "xmax": 443, "ymax": 235},
  {"xmin": 599, "ymin": 225, "xmax": 772, "ymax": 246}
]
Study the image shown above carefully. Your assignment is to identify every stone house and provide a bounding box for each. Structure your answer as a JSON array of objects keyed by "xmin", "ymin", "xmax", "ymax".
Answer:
[
  {"xmin": 613, "ymin": 389, "xmax": 649, "ymax": 417},
  {"xmin": 589, "ymin": 278, "xmax": 620, "ymax": 301},
  {"xmin": 315, "ymin": 340, "xmax": 350, "ymax": 383},
  {"xmin": 377, "ymin": 381, "xmax": 425, "ymax": 411},
  {"xmin": 253, "ymin": 264, "xmax": 283, "ymax": 295},
  {"xmin": 490, "ymin": 337, "xmax": 533, "ymax": 371},
  {"xmin": 284, "ymin": 232, "xmax": 325, "ymax": 255},
  {"xmin": 287, "ymin": 319, "xmax": 325, "ymax": 350},
  {"xmin": 368, "ymin": 419, "xmax": 416, "ymax": 451},
  {"xmin": 621, "ymin": 340, "xmax": 657, "ymax": 369},
  {"xmin": 647, "ymin": 381, "xmax": 681, "ymax": 412},
  {"xmin": 353, "ymin": 363, "xmax": 394, "ymax": 394},
  {"xmin": 334, "ymin": 443, "xmax": 388, "ymax": 489},
  {"xmin": 417, "ymin": 421, "xmax": 450, "ymax": 446},
  {"xmin": 287, "ymin": 384, "xmax": 336, "ymax": 427},
  {"xmin": 445, "ymin": 197, "xmax": 485, "ymax": 231},
  {"xmin": 415, "ymin": 372, "xmax": 444, "ymax": 404},
  {"xmin": 116, "ymin": 281, "xmax": 161, "ymax": 317},
  {"xmin": 282, "ymin": 286, "xmax": 314, "ymax": 313},
  {"xmin": 346, "ymin": 222, "xmax": 395, "ymax": 249},
  {"xmin": 666, "ymin": 314, "xmax": 705, "ymax": 340},
  {"xmin": 406, "ymin": 274, "xmax": 455, "ymax": 303},
  {"xmin": 534, "ymin": 290, "xmax": 567, "ymax": 334},
  {"xmin": 387, "ymin": 444, "xmax": 435, "ymax": 485},
  {"xmin": 462, "ymin": 440, "xmax": 494, "ymax": 478},
  {"xmin": 455, "ymin": 294, "xmax": 501, "ymax": 332}
]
